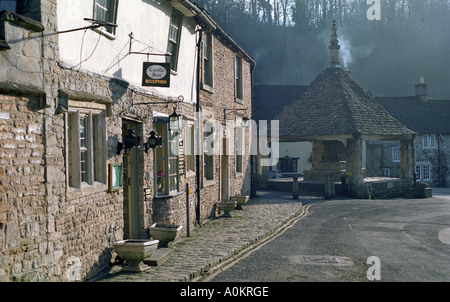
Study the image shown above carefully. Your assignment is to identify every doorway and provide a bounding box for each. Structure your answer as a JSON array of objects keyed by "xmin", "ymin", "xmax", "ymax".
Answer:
[{"xmin": 122, "ymin": 120, "xmax": 142, "ymax": 239}]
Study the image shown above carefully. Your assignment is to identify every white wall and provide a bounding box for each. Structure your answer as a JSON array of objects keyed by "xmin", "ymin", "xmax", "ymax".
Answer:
[{"xmin": 57, "ymin": 0, "xmax": 198, "ymax": 103}]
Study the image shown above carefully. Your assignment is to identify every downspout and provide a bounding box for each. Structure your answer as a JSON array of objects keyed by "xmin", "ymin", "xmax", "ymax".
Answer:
[{"xmin": 195, "ymin": 28, "xmax": 203, "ymax": 226}]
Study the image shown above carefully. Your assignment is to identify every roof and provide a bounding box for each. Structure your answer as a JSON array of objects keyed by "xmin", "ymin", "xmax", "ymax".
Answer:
[
  {"xmin": 375, "ymin": 96, "xmax": 450, "ymax": 134},
  {"xmin": 172, "ymin": 1, "xmax": 255, "ymax": 67},
  {"xmin": 276, "ymin": 67, "xmax": 416, "ymax": 140},
  {"xmin": 253, "ymin": 85, "xmax": 309, "ymax": 121}
]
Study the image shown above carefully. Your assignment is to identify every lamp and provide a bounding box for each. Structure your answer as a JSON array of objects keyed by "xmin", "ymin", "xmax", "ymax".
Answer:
[
  {"xmin": 241, "ymin": 117, "xmax": 250, "ymax": 128},
  {"xmin": 169, "ymin": 107, "xmax": 182, "ymax": 131},
  {"xmin": 117, "ymin": 129, "xmax": 140, "ymax": 154},
  {"xmin": 145, "ymin": 131, "xmax": 162, "ymax": 153}
]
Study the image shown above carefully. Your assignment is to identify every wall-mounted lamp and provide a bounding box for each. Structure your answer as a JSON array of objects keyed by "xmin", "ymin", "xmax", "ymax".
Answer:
[
  {"xmin": 169, "ymin": 107, "xmax": 182, "ymax": 131},
  {"xmin": 117, "ymin": 129, "xmax": 140, "ymax": 154},
  {"xmin": 241, "ymin": 116, "xmax": 250, "ymax": 128},
  {"xmin": 145, "ymin": 131, "xmax": 162, "ymax": 153}
]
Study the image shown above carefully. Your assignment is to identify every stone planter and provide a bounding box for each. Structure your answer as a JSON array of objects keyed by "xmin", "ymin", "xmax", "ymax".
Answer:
[
  {"xmin": 149, "ymin": 223, "xmax": 183, "ymax": 247},
  {"xmin": 113, "ymin": 239, "xmax": 159, "ymax": 272},
  {"xmin": 230, "ymin": 195, "xmax": 249, "ymax": 210},
  {"xmin": 218, "ymin": 201, "xmax": 237, "ymax": 217}
]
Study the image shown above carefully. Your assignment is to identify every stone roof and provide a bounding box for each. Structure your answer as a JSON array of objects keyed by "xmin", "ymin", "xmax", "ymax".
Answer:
[
  {"xmin": 375, "ymin": 96, "xmax": 450, "ymax": 134},
  {"xmin": 276, "ymin": 67, "xmax": 416, "ymax": 140}
]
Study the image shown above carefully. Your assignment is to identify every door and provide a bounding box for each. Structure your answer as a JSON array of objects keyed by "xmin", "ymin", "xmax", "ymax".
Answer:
[{"xmin": 123, "ymin": 121, "xmax": 141, "ymax": 239}]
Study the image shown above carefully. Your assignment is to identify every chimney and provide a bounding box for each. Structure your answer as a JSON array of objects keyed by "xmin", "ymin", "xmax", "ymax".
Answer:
[
  {"xmin": 329, "ymin": 20, "xmax": 340, "ymax": 68},
  {"xmin": 415, "ymin": 76, "xmax": 427, "ymax": 98}
]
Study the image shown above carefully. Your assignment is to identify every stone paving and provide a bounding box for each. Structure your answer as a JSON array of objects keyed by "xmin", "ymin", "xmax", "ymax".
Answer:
[{"xmin": 94, "ymin": 190, "xmax": 317, "ymax": 282}]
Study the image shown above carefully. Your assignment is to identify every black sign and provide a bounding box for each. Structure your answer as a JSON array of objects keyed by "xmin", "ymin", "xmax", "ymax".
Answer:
[{"xmin": 142, "ymin": 62, "xmax": 170, "ymax": 87}]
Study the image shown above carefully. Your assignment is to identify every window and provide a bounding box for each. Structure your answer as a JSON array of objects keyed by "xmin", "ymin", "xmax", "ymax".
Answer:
[
  {"xmin": 167, "ymin": 10, "xmax": 182, "ymax": 72},
  {"xmin": 383, "ymin": 168, "xmax": 390, "ymax": 178},
  {"xmin": 154, "ymin": 120, "xmax": 180, "ymax": 196},
  {"xmin": 416, "ymin": 164, "xmax": 431, "ymax": 181},
  {"xmin": 93, "ymin": 0, "xmax": 118, "ymax": 35},
  {"xmin": 0, "ymin": 0, "xmax": 17, "ymax": 12},
  {"xmin": 203, "ymin": 121, "xmax": 214, "ymax": 181},
  {"xmin": 422, "ymin": 134, "xmax": 436, "ymax": 149},
  {"xmin": 392, "ymin": 147, "xmax": 400, "ymax": 163},
  {"xmin": 67, "ymin": 109, "xmax": 106, "ymax": 189},
  {"xmin": 235, "ymin": 56, "xmax": 243, "ymax": 100},
  {"xmin": 203, "ymin": 32, "xmax": 213, "ymax": 87},
  {"xmin": 235, "ymin": 126, "xmax": 243, "ymax": 173},
  {"xmin": 277, "ymin": 157, "xmax": 298, "ymax": 173},
  {"xmin": 184, "ymin": 121, "xmax": 195, "ymax": 174}
]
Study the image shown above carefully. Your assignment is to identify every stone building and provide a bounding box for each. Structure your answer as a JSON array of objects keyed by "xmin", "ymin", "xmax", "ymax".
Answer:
[
  {"xmin": 370, "ymin": 77, "xmax": 450, "ymax": 187},
  {"xmin": 275, "ymin": 21, "xmax": 417, "ymax": 198},
  {"xmin": 0, "ymin": 0, "xmax": 254, "ymax": 281}
]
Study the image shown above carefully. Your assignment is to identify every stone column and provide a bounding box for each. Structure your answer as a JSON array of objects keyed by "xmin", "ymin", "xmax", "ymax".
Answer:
[
  {"xmin": 346, "ymin": 136, "xmax": 364, "ymax": 194},
  {"xmin": 400, "ymin": 137, "xmax": 416, "ymax": 182}
]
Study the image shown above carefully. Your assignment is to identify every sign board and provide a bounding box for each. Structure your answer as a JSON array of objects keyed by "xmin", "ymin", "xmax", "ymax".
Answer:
[{"xmin": 142, "ymin": 62, "xmax": 170, "ymax": 87}]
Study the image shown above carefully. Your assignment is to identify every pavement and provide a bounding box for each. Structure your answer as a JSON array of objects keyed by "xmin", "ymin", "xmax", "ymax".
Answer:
[{"xmin": 93, "ymin": 190, "xmax": 314, "ymax": 282}]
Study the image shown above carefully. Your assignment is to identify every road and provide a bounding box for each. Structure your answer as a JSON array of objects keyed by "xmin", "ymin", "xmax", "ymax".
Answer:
[{"xmin": 202, "ymin": 188, "xmax": 450, "ymax": 282}]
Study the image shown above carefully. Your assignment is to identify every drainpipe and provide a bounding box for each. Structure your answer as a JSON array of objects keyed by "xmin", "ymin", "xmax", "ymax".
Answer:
[{"xmin": 195, "ymin": 28, "xmax": 203, "ymax": 226}]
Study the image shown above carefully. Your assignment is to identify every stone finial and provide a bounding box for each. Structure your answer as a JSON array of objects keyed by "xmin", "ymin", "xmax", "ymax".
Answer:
[{"xmin": 329, "ymin": 20, "xmax": 340, "ymax": 67}]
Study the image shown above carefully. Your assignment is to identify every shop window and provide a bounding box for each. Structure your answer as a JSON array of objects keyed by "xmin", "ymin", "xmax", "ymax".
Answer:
[{"xmin": 154, "ymin": 120, "xmax": 180, "ymax": 196}]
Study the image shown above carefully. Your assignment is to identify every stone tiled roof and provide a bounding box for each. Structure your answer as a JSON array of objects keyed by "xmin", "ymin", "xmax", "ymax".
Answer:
[
  {"xmin": 375, "ymin": 96, "xmax": 450, "ymax": 134},
  {"xmin": 276, "ymin": 67, "xmax": 416, "ymax": 139}
]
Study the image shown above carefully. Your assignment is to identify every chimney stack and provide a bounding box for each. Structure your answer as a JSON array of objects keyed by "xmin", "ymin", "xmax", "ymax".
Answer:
[{"xmin": 415, "ymin": 76, "xmax": 427, "ymax": 98}]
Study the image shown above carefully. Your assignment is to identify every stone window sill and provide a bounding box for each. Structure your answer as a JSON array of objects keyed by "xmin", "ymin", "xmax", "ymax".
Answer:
[{"xmin": 0, "ymin": 10, "xmax": 44, "ymax": 32}]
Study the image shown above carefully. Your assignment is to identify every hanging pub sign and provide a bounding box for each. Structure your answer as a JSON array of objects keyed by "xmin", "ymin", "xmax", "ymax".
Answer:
[{"xmin": 142, "ymin": 62, "xmax": 170, "ymax": 87}]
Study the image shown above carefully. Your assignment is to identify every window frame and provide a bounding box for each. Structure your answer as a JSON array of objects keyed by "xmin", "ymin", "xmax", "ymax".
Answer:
[
  {"xmin": 235, "ymin": 126, "xmax": 244, "ymax": 174},
  {"xmin": 93, "ymin": 0, "xmax": 119, "ymax": 36},
  {"xmin": 235, "ymin": 55, "xmax": 243, "ymax": 101},
  {"xmin": 184, "ymin": 120, "xmax": 195, "ymax": 176},
  {"xmin": 67, "ymin": 104, "xmax": 107, "ymax": 189},
  {"xmin": 166, "ymin": 9, "xmax": 183, "ymax": 72},
  {"xmin": 416, "ymin": 164, "xmax": 431, "ymax": 181},
  {"xmin": 392, "ymin": 146, "xmax": 400, "ymax": 163},
  {"xmin": 202, "ymin": 31, "xmax": 214, "ymax": 89},
  {"xmin": 277, "ymin": 157, "xmax": 298, "ymax": 174},
  {"xmin": 154, "ymin": 119, "xmax": 180, "ymax": 197},
  {"xmin": 203, "ymin": 121, "xmax": 215, "ymax": 182}
]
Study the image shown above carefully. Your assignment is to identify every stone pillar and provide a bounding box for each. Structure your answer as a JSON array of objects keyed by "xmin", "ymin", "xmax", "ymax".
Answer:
[
  {"xmin": 346, "ymin": 136, "xmax": 364, "ymax": 194},
  {"xmin": 400, "ymin": 137, "xmax": 416, "ymax": 181}
]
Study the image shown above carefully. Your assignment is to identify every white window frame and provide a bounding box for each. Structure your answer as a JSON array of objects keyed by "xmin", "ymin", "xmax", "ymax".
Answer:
[
  {"xmin": 416, "ymin": 164, "xmax": 431, "ymax": 181},
  {"xmin": 392, "ymin": 147, "xmax": 400, "ymax": 163},
  {"xmin": 383, "ymin": 168, "xmax": 390, "ymax": 178},
  {"xmin": 93, "ymin": 0, "xmax": 119, "ymax": 36},
  {"xmin": 202, "ymin": 31, "xmax": 214, "ymax": 89},
  {"xmin": 67, "ymin": 103, "xmax": 107, "ymax": 189},
  {"xmin": 203, "ymin": 121, "xmax": 215, "ymax": 182},
  {"xmin": 154, "ymin": 119, "xmax": 180, "ymax": 197},
  {"xmin": 184, "ymin": 120, "xmax": 195, "ymax": 176},
  {"xmin": 423, "ymin": 134, "xmax": 437, "ymax": 149},
  {"xmin": 235, "ymin": 126, "xmax": 244, "ymax": 174}
]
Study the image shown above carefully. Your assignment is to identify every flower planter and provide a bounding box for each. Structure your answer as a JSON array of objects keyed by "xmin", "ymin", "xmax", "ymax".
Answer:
[
  {"xmin": 230, "ymin": 195, "xmax": 249, "ymax": 210},
  {"xmin": 218, "ymin": 201, "xmax": 237, "ymax": 217},
  {"xmin": 149, "ymin": 223, "xmax": 183, "ymax": 247},
  {"xmin": 113, "ymin": 239, "xmax": 159, "ymax": 272}
]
